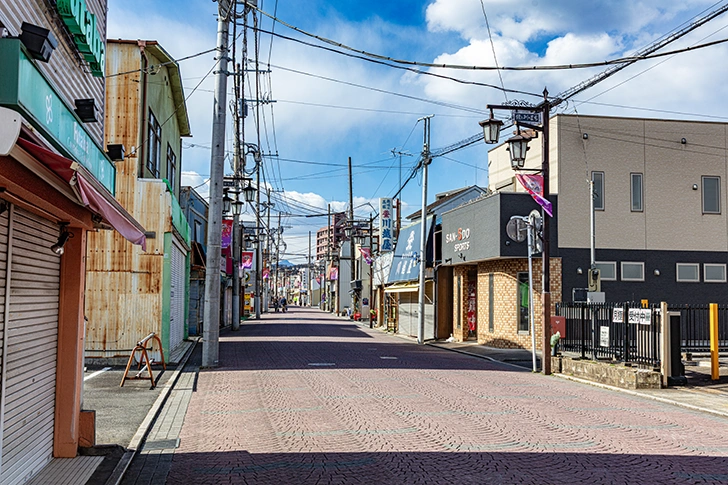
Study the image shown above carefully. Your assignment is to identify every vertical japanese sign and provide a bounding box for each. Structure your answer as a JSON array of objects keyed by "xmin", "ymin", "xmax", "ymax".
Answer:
[
  {"xmin": 379, "ymin": 197, "xmax": 393, "ymax": 252},
  {"xmin": 467, "ymin": 279, "xmax": 477, "ymax": 332}
]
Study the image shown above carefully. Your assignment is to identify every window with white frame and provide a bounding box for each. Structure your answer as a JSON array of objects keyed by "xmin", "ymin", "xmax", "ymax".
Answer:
[
  {"xmin": 704, "ymin": 263, "xmax": 726, "ymax": 283},
  {"xmin": 621, "ymin": 262, "xmax": 644, "ymax": 281},
  {"xmin": 676, "ymin": 263, "xmax": 700, "ymax": 282},
  {"xmin": 702, "ymin": 176, "xmax": 721, "ymax": 214},
  {"xmin": 592, "ymin": 171, "xmax": 604, "ymax": 211},
  {"xmin": 631, "ymin": 173, "xmax": 643, "ymax": 212},
  {"xmin": 594, "ymin": 261, "xmax": 616, "ymax": 281}
]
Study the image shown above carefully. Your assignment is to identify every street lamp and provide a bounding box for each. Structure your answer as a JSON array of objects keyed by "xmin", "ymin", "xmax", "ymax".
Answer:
[
  {"xmin": 232, "ymin": 194, "xmax": 244, "ymax": 216},
  {"xmin": 243, "ymin": 180, "xmax": 256, "ymax": 203},
  {"xmin": 222, "ymin": 192, "xmax": 233, "ymax": 214},
  {"xmin": 482, "ymin": 89, "xmax": 553, "ymax": 376},
  {"xmin": 505, "ymin": 132, "xmax": 531, "ymax": 170},
  {"xmin": 479, "ymin": 109, "xmax": 504, "ymax": 144}
]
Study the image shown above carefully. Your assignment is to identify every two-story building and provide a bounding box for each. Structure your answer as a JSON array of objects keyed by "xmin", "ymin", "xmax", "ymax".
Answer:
[
  {"xmin": 0, "ymin": 2, "xmax": 146, "ymax": 482},
  {"xmin": 180, "ymin": 185, "xmax": 208, "ymax": 335},
  {"xmin": 441, "ymin": 114, "xmax": 728, "ymax": 349},
  {"xmin": 85, "ymin": 40, "xmax": 191, "ymax": 364}
]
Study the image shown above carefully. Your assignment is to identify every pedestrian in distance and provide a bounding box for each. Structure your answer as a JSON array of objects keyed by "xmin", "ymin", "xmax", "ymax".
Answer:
[{"xmin": 280, "ymin": 296, "xmax": 287, "ymax": 312}]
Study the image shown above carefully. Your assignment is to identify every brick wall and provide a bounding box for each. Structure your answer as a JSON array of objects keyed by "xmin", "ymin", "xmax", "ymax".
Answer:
[{"xmin": 470, "ymin": 258, "xmax": 562, "ymax": 349}]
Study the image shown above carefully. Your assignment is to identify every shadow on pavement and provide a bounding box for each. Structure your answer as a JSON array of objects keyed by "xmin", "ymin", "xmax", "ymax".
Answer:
[{"xmin": 164, "ymin": 450, "xmax": 728, "ymax": 485}]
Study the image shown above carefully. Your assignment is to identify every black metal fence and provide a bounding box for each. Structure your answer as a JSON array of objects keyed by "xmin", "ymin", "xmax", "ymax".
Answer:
[
  {"xmin": 667, "ymin": 304, "xmax": 728, "ymax": 352},
  {"xmin": 556, "ymin": 302, "xmax": 661, "ymax": 368}
]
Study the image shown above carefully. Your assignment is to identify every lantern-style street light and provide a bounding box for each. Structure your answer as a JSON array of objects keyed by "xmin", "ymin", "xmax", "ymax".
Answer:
[
  {"xmin": 505, "ymin": 131, "xmax": 531, "ymax": 169},
  {"xmin": 222, "ymin": 192, "xmax": 233, "ymax": 214},
  {"xmin": 478, "ymin": 109, "xmax": 504, "ymax": 144},
  {"xmin": 481, "ymin": 88, "xmax": 553, "ymax": 376}
]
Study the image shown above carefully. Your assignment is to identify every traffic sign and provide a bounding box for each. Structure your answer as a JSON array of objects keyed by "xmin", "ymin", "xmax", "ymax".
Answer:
[
  {"xmin": 506, "ymin": 217, "xmax": 527, "ymax": 243},
  {"xmin": 513, "ymin": 110, "xmax": 542, "ymax": 125}
]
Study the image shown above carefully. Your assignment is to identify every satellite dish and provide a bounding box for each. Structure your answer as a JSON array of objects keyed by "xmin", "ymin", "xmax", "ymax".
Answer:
[{"xmin": 506, "ymin": 217, "xmax": 527, "ymax": 243}]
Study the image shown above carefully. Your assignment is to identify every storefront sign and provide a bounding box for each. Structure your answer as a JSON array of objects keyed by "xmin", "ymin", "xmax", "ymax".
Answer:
[
  {"xmin": 387, "ymin": 216, "xmax": 434, "ymax": 283},
  {"xmin": 379, "ymin": 197, "xmax": 393, "ymax": 251},
  {"xmin": 56, "ymin": 0, "xmax": 105, "ymax": 76},
  {"xmin": 445, "ymin": 227, "xmax": 471, "ymax": 253},
  {"xmin": 0, "ymin": 40, "xmax": 115, "ymax": 192}
]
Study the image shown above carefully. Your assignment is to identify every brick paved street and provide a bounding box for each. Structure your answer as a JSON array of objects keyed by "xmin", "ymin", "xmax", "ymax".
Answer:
[{"xmin": 163, "ymin": 307, "xmax": 728, "ymax": 484}]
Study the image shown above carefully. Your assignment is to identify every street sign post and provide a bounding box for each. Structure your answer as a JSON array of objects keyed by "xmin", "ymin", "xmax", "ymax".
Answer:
[{"xmin": 513, "ymin": 110, "xmax": 542, "ymax": 124}]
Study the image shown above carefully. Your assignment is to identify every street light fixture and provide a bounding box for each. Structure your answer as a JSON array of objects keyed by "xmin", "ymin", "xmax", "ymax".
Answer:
[
  {"xmin": 232, "ymin": 195, "xmax": 244, "ymax": 216},
  {"xmin": 243, "ymin": 180, "xmax": 256, "ymax": 203},
  {"xmin": 506, "ymin": 132, "xmax": 531, "ymax": 169},
  {"xmin": 482, "ymin": 88, "xmax": 553, "ymax": 376},
  {"xmin": 479, "ymin": 109, "xmax": 504, "ymax": 144},
  {"xmin": 222, "ymin": 192, "xmax": 233, "ymax": 214}
]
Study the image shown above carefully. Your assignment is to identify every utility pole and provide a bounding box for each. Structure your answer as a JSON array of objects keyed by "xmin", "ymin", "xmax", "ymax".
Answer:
[
  {"xmin": 348, "ymin": 156, "xmax": 355, "ymax": 315},
  {"xmin": 231, "ymin": 62, "xmax": 242, "ymax": 332},
  {"xmin": 326, "ymin": 205, "xmax": 331, "ymax": 312},
  {"xmin": 308, "ymin": 231, "xmax": 312, "ymax": 306},
  {"xmin": 202, "ymin": 0, "xmax": 231, "ymax": 368},
  {"xmin": 417, "ymin": 115, "xmax": 433, "ymax": 345}
]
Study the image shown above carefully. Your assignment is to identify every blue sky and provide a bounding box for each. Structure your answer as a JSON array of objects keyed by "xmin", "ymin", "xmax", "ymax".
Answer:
[{"xmin": 107, "ymin": 0, "xmax": 728, "ymax": 261}]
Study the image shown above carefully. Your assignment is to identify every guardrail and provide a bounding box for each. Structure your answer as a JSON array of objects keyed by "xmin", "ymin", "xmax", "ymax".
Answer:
[{"xmin": 556, "ymin": 302, "xmax": 661, "ymax": 368}]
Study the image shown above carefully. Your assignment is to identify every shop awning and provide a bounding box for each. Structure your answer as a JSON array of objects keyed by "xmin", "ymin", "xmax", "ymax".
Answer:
[
  {"xmin": 16, "ymin": 137, "xmax": 147, "ymax": 250},
  {"xmin": 384, "ymin": 282, "xmax": 420, "ymax": 293}
]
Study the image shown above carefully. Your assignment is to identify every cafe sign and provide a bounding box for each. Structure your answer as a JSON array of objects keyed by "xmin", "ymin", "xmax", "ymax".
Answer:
[{"xmin": 56, "ymin": 0, "xmax": 106, "ymax": 77}]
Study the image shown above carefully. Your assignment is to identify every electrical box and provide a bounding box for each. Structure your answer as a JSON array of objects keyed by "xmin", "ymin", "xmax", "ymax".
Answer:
[
  {"xmin": 572, "ymin": 288, "xmax": 588, "ymax": 302},
  {"xmin": 588, "ymin": 268, "xmax": 601, "ymax": 292}
]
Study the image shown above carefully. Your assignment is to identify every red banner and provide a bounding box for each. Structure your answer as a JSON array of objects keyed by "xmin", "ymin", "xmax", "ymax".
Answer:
[
  {"xmin": 221, "ymin": 219, "xmax": 233, "ymax": 248},
  {"xmin": 516, "ymin": 174, "xmax": 553, "ymax": 216}
]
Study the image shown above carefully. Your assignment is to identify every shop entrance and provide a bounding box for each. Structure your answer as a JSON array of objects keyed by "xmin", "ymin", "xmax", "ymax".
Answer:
[{"xmin": 466, "ymin": 271, "xmax": 478, "ymax": 339}]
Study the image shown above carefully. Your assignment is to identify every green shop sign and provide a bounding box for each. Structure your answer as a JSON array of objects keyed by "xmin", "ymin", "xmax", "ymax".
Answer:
[
  {"xmin": 56, "ymin": 0, "xmax": 105, "ymax": 77},
  {"xmin": 0, "ymin": 39, "xmax": 115, "ymax": 193}
]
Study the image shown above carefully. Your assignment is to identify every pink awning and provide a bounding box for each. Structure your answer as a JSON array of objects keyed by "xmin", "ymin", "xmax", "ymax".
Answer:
[{"xmin": 15, "ymin": 137, "xmax": 147, "ymax": 250}]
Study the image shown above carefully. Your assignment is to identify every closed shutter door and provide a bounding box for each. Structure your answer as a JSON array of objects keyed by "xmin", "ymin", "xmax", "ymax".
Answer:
[
  {"xmin": 398, "ymin": 292, "xmax": 417, "ymax": 337},
  {"xmin": 1, "ymin": 207, "xmax": 60, "ymax": 485},
  {"xmin": 169, "ymin": 239, "xmax": 186, "ymax": 353}
]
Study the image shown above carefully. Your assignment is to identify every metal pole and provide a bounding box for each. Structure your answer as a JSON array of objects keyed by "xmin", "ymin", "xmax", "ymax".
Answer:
[
  {"xmin": 369, "ymin": 214, "xmax": 374, "ymax": 328},
  {"xmin": 202, "ymin": 0, "xmax": 231, "ymax": 368},
  {"xmin": 590, "ymin": 179, "xmax": 595, "ymax": 268},
  {"xmin": 232, "ymin": 212, "xmax": 240, "ymax": 330},
  {"xmin": 527, "ymin": 221, "xmax": 537, "ymax": 372},
  {"xmin": 308, "ymin": 231, "xmax": 312, "ymax": 306},
  {"xmin": 254, "ymin": 158, "xmax": 261, "ymax": 319},
  {"xmin": 348, "ymin": 156, "xmax": 355, "ymax": 315},
  {"xmin": 417, "ymin": 115, "xmax": 433, "ymax": 345},
  {"xmin": 541, "ymin": 89, "xmax": 552, "ymax": 375}
]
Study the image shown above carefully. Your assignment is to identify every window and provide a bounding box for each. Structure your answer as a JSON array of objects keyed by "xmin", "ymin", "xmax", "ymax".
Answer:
[
  {"xmin": 676, "ymin": 263, "xmax": 699, "ymax": 282},
  {"xmin": 146, "ymin": 109, "xmax": 161, "ymax": 177},
  {"xmin": 517, "ymin": 272, "xmax": 529, "ymax": 332},
  {"xmin": 702, "ymin": 176, "xmax": 721, "ymax": 214},
  {"xmin": 592, "ymin": 171, "xmax": 604, "ymax": 210},
  {"xmin": 194, "ymin": 220, "xmax": 203, "ymax": 243},
  {"xmin": 631, "ymin": 173, "xmax": 643, "ymax": 212},
  {"xmin": 704, "ymin": 264, "xmax": 726, "ymax": 283},
  {"xmin": 166, "ymin": 143, "xmax": 177, "ymax": 192},
  {"xmin": 621, "ymin": 262, "xmax": 644, "ymax": 281},
  {"xmin": 594, "ymin": 261, "xmax": 617, "ymax": 281}
]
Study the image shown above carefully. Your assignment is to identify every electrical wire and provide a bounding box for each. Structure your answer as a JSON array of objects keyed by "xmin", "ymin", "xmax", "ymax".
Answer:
[
  {"xmin": 264, "ymin": 62, "xmax": 490, "ymax": 115},
  {"xmin": 246, "ymin": 3, "xmax": 728, "ymax": 73}
]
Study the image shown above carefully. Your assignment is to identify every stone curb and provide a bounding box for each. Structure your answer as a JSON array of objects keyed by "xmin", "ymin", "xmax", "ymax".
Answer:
[{"xmin": 103, "ymin": 338, "xmax": 199, "ymax": 485}]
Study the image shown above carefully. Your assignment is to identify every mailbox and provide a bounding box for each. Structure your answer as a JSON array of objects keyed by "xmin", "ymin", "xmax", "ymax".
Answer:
[{"xmin": 551, "ymin": 315, "xmax": 566, "ymax": 338}]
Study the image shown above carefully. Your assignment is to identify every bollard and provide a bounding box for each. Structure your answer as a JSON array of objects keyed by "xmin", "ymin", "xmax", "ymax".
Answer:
[{"xmin": 710, "ymin": 303, "xmax": 719, "ymax": 381}]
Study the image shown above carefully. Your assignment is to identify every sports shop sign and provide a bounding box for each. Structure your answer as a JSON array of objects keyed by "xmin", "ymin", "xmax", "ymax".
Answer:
[{"xmin": 445, "ymin": 227, "xmax": 471, "ymax": 253}]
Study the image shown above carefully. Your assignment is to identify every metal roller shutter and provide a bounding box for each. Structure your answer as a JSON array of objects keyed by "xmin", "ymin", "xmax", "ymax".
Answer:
[
  {"xmin": 169, "ymin": 238, "xmax": 186, "ymax": 354},
  {"xmin": 0, "ymin": 206, "xmax": 60, "ymax": 485}
]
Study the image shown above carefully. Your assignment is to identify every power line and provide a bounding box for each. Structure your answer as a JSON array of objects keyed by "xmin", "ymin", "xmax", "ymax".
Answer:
[
  {"xmin": 264, "ymin": 62, "xmax": 490, "ymax": 115},
  {"xmin": 247, "ymin": 2, "xmax": 728, "ymax": 73}
]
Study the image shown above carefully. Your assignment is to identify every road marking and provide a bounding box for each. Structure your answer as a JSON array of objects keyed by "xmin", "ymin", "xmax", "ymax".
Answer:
[
  {"xmin": 308, "ymin": 363, "xmax": 335, "ymax": 366},
  {"xmin": 84, "ymin": 367, "xmax": 112, "ymax": 381},
  {"xmin": 379, "ymin": 356, "xmax": 398, "ymax": 360}
]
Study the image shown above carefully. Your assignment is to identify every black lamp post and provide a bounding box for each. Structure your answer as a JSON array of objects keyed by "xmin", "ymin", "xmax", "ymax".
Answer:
[{"xmin": 480, "ymin": 89, "xmax": 553, "ymax": 376}]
